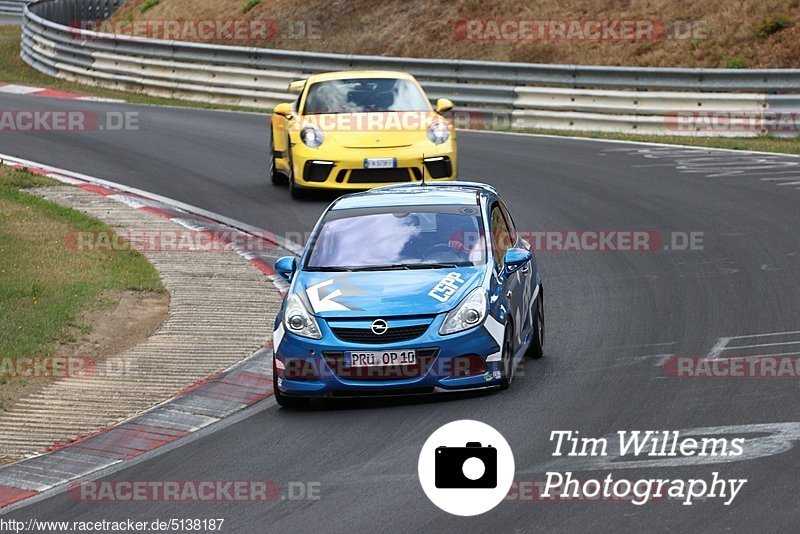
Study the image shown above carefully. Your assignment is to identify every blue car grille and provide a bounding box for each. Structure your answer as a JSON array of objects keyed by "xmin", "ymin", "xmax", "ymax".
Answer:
[
  {"xmin": 331, "ymin": 324, "xmax": 430, "ymax": 344},
  {"xmin": 330, "ymin": 387, "xmax": 433, "ymax": 397},
  {"xmin": 322, "ymin": 348, "xmax": 439, "ymax": 381}
]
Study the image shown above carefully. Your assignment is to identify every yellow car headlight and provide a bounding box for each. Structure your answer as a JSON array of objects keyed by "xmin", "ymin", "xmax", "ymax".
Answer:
[
  {"xmin": 301, "ymin": 124, "xmax": 325, "ymax": 148},
  {"xmin": 427, "ymin": 120, "xmax": 450, "ymax": 145}
]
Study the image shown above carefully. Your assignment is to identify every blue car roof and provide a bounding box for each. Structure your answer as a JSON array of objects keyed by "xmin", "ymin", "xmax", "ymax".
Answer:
[{"xmin": 331, "ymin": 182, "xmax": 495, "ymax": 211}]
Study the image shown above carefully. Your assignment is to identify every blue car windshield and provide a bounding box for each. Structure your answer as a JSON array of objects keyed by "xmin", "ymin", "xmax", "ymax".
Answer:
[
  {"xmin": 303, "ymin": 78, "xmax": 431, "ymax": 115},
  {"xmin": 305, "ymin": 205, "xmax": 486, "ymax": 271}
]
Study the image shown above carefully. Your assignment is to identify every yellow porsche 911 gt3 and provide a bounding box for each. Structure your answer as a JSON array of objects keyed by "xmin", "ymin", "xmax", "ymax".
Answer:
[{"xmin": 269, "ymin": 71, "xmax": 457, "ymax": 198}]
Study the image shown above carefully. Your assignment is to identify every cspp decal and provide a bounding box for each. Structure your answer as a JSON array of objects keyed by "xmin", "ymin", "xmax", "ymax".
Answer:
[{"xmin": 428, "ymin": 272, "xmax": 465, "ymax": 303}]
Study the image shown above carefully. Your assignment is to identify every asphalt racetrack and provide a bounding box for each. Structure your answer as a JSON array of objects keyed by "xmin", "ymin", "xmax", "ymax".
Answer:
[{"xmin": 1, "ymin": 94, "xmax": 799, "ymax": 532}]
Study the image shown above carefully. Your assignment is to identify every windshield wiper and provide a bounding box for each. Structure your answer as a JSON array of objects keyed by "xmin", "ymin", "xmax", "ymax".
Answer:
[
  {"xmin": 305, "ymin": 266, "xmax": 355, "ymax": 272},
  {"xmin": 349, "ymin": 265, "xmax": 410, "ymax": 271},
  {"xmin": 308, "ymin": 263, "xmax": 462, "ymax": 272},
  {"xmin": 401, "ymin": 263, "xmax": 460, "ymax": 269},
  {"xmin": 348, "ymin": 263, "xmax": 460, "ymax": 271}
]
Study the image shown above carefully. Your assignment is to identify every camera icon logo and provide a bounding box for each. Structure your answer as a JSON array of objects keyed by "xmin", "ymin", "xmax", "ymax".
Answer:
[
  {"xmin": 435, "ymin": 442, "xmax": 497, "ymax": 488},
  {"xmin": 418, "ymin": 420, "xmax": 515, "ymax": 516}
]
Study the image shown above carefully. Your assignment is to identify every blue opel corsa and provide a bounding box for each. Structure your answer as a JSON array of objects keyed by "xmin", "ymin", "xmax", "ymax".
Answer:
[{"xmin": 272, "ymin": 182, "xmax": 544, "ymax": 406}]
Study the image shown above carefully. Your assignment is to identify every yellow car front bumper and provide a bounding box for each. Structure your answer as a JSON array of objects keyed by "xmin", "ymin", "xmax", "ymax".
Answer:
[{"xmin": 290, "ymin": 142, "xmax": 457, "ymax": 190}]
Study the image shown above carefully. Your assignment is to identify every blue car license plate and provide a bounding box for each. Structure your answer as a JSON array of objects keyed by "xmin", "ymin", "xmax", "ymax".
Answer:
[{"xmin": 345, "ymin": 350, "xmax": 417, "ymax": 367}]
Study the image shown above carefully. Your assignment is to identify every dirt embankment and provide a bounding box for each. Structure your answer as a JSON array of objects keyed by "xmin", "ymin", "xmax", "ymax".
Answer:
[{"xmin": 108, "ymin": 0, "xmax": 800, "ymax": 68}]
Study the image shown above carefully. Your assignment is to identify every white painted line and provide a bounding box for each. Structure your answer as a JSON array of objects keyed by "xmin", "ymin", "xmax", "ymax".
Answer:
[
  {"xmin": 1, "ymin": 151, "xmax": 294, "ymax": 323},
  {"xmin": 44, "ymin": 174, "xmax": 83, "ymax": 185},
  {"xmin": 0, "ymin": 152, "xmax": 295, "ymax": 514},
  {"xmin": 76, "ymin": 96, "xmax": 127, "ymax": 103},
  {"xmin": 629, "ymin": 353, "xmax": 674, "ymax": 367},
  {"xmin": 708, "ymin": 331, "xmax": 800, "ymax": 359},
  {"xmin": 708, "ymin": 337, "xmax": 731, "ymax": 359},
  {"xmin": 0, "ymin": 84, "xmax": 42, "ymax": 95},
  {"xmin": 459, "ymin": 128, "xmax": 800, "ymax": 159},
  {"xmin": 747, "ymin": 170, "xmax": 800, "ymax": 176},
  {"xmin": 107, "ymin": 193, "xmax": 147, "ymax": 209},
  {"xmin": 724, "ymin": 330, "xmax": 800, "ymax": 340},
  {"xmin": 0, "ymin": 394, "xmax": 277, "ymax": 515},
  {"xmin": 724, "ymin": 341, "xmax": 800, "ymax": 350},
  {"xmin": 606, "ymin": 342, "xmax": 676, "ymax": 349},
  {"xmin": 631, "ymin": 163, "xmax": 684, "ymax": 167},
  {"xmin": 715, "ymin": 351, "xmax": 800, "ymax": 359},
  {"xmin": 0, "ymin": 151, "xmax": 304, "ymax": 256}
]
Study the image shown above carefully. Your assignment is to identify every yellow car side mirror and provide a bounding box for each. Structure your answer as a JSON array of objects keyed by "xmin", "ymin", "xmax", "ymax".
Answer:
[
  {"xmin": 288, "ymin": 80, "xmax": 306, "ymax": 92},
  {"xmin": 436, "ymin": 98, "xmax": 454, "ymax": 113},
  {"xmin": 274, "ymin": 103, "xmax": 293, "ymax": 119}
]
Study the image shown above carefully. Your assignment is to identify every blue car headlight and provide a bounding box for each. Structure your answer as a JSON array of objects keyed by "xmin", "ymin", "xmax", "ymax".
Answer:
[
  {"xmin": 283, "ymin": 293, "xmax": 322, "ymax": 340},
  {"xmin": 440, "ymin": 287, "xmax": 488, "ymax": 335}
]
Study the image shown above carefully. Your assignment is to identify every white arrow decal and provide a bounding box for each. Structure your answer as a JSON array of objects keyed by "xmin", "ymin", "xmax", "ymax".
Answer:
[{"xmin": 306, "ymin": 278, "xmax": 350, "ymax": 312}]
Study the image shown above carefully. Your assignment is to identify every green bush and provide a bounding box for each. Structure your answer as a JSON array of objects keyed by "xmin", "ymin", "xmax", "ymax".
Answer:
[
  {"xmin": 243, "ymin": 0, "xmax": 261, "ymax": 13},
  {"xmin": 723, "ymin": 56, "xmax": 747, "ymax": 69},
  {"xmin": 139, "ymin": 0, "xmax": 160, "ymax": 14},
  {"xmin": 755, "ymin": 14, "xmax": 791, "ymax": 38}
]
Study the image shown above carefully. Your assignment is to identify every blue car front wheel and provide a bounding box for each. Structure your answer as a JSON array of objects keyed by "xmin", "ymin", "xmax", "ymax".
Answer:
[
  {"xmin": 273, "ymin": 362, "xmax": 310, "ymax": 408},
  {"xmin": 499, "ymin": 323, "xmax": 515, "ymax": 390},
  {"xmin": 527, "ymin": 289, "xmax": 545, "ymax": 360}
]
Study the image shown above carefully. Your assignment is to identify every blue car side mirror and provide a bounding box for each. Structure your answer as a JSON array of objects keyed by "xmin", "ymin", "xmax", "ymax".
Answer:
[
  {"xmin": 504, "ymin": 248, "xmax": 532, "ymax": 275},
  {"xmin": 275, "ymin": 256, "xmax": 297, "ymax": 282}
]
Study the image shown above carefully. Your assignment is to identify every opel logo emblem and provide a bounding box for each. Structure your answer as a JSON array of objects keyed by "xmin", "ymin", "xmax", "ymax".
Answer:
[{"xmin": 371, "ymin": 319, "xmax": 388, "ymax": 335}]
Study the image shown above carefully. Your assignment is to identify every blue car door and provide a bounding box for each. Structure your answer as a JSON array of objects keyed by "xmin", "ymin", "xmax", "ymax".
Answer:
[
  {"xmin": 500, "ymin": 201, "xmax": 535, "ymax": 342},
  {"xmin": 490, "ymin": 203, "xmax": 525, "ymax": 349}
]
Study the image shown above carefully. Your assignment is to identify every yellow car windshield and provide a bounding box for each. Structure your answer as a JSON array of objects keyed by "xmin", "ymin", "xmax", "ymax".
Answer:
[{"xmin": 303, "ymin": 78, "xmax": 430, "ymax": 115}]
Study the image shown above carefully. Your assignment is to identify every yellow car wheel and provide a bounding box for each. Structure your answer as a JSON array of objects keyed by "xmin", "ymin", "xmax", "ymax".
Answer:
[
  {"xmin": 269, "ymin": 134, "xmax": 287, "ymax": 186},
  {"xmin": 287, "ymin": 149, "xmax": 309, "ymax": 200}
]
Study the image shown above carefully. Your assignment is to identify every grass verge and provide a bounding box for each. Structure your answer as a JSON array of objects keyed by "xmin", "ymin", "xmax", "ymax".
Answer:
[{"xmin": 0, "ymin": 166, "xmax": 164, "ymax": 407}]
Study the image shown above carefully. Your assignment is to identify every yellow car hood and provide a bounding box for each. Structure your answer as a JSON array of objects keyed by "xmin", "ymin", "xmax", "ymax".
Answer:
[{"xmin": 300, "ymin": 111, "xmax": 442, "ymax": 149}]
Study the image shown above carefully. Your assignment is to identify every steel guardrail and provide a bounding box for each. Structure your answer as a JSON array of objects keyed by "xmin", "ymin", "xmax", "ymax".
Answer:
[
  {"xmin": 19, "ymin": 0, "xmax": 800, "ymax": 137},
  {"xmin": 0, "ymin": 0, "xmax": 26, "ymax": 15}
]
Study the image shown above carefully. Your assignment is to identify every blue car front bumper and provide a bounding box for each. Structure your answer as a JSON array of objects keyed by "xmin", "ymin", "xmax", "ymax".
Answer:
[{"xmin": 274, "ymin": 313, "xmax": 503, "ymax": 398}]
